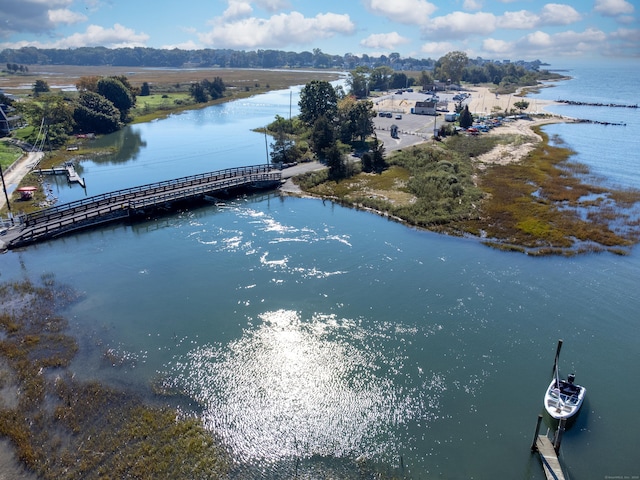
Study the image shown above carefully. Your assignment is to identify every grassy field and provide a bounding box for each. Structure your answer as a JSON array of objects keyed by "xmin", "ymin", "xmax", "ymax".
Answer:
[
  {"xmin": 0, "ymin": 141, "xmax": 23, "ymax": 169},
  {"xmin": 0, "ymin": 65, "xmax": 342, "ymax": 95}
]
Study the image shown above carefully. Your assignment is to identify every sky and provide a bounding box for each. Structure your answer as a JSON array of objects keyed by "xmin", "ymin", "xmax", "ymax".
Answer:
[{"xmin": 1, "ymin": 0, "xmax": 638, "ymax": 63}]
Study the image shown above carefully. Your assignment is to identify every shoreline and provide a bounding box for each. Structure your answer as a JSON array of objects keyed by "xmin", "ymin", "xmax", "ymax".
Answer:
[{"xmin": 2, "ymin": 80, "xmax": 572, "ymax": 225}]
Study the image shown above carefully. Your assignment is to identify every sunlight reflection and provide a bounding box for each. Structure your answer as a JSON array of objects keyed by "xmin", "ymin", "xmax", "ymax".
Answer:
[{"xmin": 165, "ymin": 310, "xmax": 445, "ymax": 464}]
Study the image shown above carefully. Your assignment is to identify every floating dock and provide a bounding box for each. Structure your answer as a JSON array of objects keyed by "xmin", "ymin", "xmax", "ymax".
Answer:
[{"xmin": 38, "ymin": 164, "xmax": 85, "ymax": 188}]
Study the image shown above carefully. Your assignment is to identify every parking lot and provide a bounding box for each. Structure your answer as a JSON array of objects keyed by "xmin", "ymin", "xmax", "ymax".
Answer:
[{"xmin": 370, "ymin": 90, "xmax": 471, "ymax": 151}]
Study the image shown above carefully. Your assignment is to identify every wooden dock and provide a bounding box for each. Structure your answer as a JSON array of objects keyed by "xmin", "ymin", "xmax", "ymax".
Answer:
[
  {"xmin": 531, "ymin": 415, "xmax": 567, "ymax": 480},
  {"xmin": 535, "ymin": 435, "xmax": 565, "ymax": 480},
  {"xmin": 38, "ymin": 164, "xmax": 85, "ymax": 187}
]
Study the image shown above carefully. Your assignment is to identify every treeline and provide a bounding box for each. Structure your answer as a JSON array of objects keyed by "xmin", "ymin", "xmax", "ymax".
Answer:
[
  {"xmin": 5, "ymin": 63, "xmax": 29, "ymax": 73},
  {"xmin": 0, "ymin": 46, "xmax": 435, "ymax": 70}
]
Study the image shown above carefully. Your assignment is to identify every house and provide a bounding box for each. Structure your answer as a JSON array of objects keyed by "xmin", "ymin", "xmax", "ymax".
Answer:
[
  {"xmin": 0, "ymin": 104, "xmax": 23, "ymax": 135},
  {"xmin": 413, "ymin": 100, "xmax": 437, "ymax": 115}
]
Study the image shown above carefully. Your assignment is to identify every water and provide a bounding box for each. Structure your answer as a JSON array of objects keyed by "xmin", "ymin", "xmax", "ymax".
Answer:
[
  {"xmin": 2, "ymin": 66, "xmax": 640, "ymax": 479},
  {"xmin": 529, "ymin": 62, "xmax": 640, "ymax": 190}
]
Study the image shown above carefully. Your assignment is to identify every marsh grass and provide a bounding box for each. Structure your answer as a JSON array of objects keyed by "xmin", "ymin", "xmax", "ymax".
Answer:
[
  {"xmin": 472, "ymin": 127, "xmax": 640, "ymax": 253},
  {"xmin": 0, "ymin": 278, "xmax": 230, "ymax": 479},
  {"xmin": 297, "ymin": 126, "xmax": 640, "ymax": 255}
]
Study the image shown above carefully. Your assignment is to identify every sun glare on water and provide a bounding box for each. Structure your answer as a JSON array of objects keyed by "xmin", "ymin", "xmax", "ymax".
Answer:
[{"xmin": 164, "ymin": 309, "xmax": 446, "ymax": 465}]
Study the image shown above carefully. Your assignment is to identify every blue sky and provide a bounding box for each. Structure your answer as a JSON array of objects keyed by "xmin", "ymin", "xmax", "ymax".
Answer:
[{"xmin": 1, "ymin": 0, "xmax": 638, "ymax": 63}]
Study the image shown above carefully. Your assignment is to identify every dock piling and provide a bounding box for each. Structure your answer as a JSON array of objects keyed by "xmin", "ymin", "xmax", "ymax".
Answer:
[
  {"xmin": 531, "ymin": 414, "xmax": 543, "ymax": 452},
  {"xmin": 553, "ymin": 418, "xmax": 566, "ymax": 453},
  {"xmin": 531, "ymin": 415, "xmax": 567, "ymax": 480}
]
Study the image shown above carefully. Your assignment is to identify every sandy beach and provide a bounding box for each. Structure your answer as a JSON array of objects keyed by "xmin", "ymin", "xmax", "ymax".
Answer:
[{"xmin": 465, "ymin": 86, "xmax": 569, "ymax": 166}]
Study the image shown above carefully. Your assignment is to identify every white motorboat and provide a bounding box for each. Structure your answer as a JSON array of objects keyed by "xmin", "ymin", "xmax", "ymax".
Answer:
[{"xmin": 543, "ymin": 340, "xmax": 586, "ymax": 420}]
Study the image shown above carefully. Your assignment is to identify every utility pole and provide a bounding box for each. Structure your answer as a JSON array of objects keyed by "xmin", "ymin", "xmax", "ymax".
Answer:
[{"xmin": 0, "ymin": 163, "xmax": 11, "ymax": 215}]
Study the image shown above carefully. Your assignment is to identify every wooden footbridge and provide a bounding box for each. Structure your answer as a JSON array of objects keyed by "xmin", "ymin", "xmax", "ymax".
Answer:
[{"xmin": 1, "ymin": 164, "xmax": 280, "ymax": 249}]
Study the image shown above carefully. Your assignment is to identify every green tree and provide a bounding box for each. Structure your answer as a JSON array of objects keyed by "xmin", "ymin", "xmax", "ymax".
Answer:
[
  {"xmin": 513, "ymin": 100, "xmax": 530, "ymax": 113},
  {"xmin": 140, "ymin": 82, "xmax": 151, "ymax": 96},
  {"xmin": 207, "ymin": 76, "xmax": 226, "ymax": 99},
  {"xmin": 336, "ymin": 96, "xmax": 375, "ymax": 144},
  {"xmin": 348, "ymin": 71, "xmax": 368, "ymax": 99},
  {"xmin": 310, "ymin": 115, "xmax": 335, "ymax": 156},
  {"xmin": 418, "ymin": 70, "xmax": 434, "ymax": 90},
  {"xmin": 97, "ymin": 77, "xmax": 134, "ymax": 122},
  {"xmin": 32, "ymin": 79, "xmax": 50, "ymax": 96},
  {"xmin": 269, "ymin": 115, "xmax": 301, "ymax": 165},
  {"xmin": 371, "ymin": 138, "xmax": 386, "ymax": 173},
  {"xmin": 324, "ymin": 143, "xmax": 346, "ymax": 179},
  {"xmin": 391, "ymin": 72, "xmax": 408, "ymax": 89},
  {"xmin": 369, "ymin": 66, "xmax": 394, "ymax": 91},
  {"xmin": 435, "ymin": 51, "xmax": 469, "ymax": 84},
  {"xmin": 349, "ymin": 100, "xmax": 376, "ymax": 142},
  {"xmin": 298, "ymin": 80, "xmax": 338, "ymax": 126},
  {"xmin": 361, "ymin": 138, "xmax": 386, "ymax": 173},
  {"xmin": 74, "ymin": 91, "xmax": 121, "ymax": 134},
  {"xmin": 16, "ymin": 95, "xmax": 73, "ymax": 147},
  {"xmin": 458, "ymin": 105, "xmax": 473, "ymax": 129},
  {"xmin": 189, "ymin": 82, "xmax": 208, "ymax": 103}
]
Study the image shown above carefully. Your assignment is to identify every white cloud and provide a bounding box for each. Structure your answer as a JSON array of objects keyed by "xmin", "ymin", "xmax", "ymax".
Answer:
[
  {"xmin": 498, "ymin": 10, "xmax": 541, "ymax": 29},
  {"xmin": 482, "ymin": 38, "xmax": 512, "ymax": 54},
  {"xmin": 222, "ymin": 1, "xmax": 254, "ymax": 21},
  {"xmin": 360, "ymin": 32, "xmax": 411, "ymax": 50},
  {"xmin": 48, "ymin": 8, "xmax": 88, "ymax": 25},
  {"xmin": 516, "ymin": 27, "xmax": 607, "ymax": 56},
  {"xmin": 594, "ymin": 0, "xmax": 634, "ymax": 16},
  {"xmin": 425, "ymin": 11, "xmax": 497, "ymax": 38},
  {"xmin": 0, "ymin": 23, "xmax": 150, "ymax": 50},
  {"xmin": 420, "ymin": 41, "xmax": 458, "ymax": 57},
  {"xmin": 539, "ymin": 3, "xmax": 582, "ymax": 25},
  {"xmin": 199, "ymin": 11, "xmax": 355, "ymax": 49},
  {"xmin": 27, "ymin": 24, "xmax": 150, "ymax": 49},
  {"xmin": 364, "ymin": 0, "xmax": 438, "ymax": 25},
  {"xmin": 610, "ymin": 27, "xmax": 640, "ymax": 41}
]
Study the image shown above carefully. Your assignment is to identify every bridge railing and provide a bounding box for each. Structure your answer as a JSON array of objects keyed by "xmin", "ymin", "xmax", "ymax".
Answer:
[
  {"xmin": 13, "ymin": 169, "xmax": 281, "ymax": 246},
  {"xmin": 129, "ymin": 172, "xmax": 281, "ymax": 210},
  {"xmin": 26, "ymin": 164, "xmax": 274, "ymax": 225}
]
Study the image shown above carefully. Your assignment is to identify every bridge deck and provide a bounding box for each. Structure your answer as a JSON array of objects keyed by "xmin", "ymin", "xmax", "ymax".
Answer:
[{"xmin": 2, "ymin": 164, "xmax": 280, "ymax": 249}]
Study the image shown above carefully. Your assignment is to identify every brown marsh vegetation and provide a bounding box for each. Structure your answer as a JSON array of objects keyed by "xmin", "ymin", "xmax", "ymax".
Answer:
[
  {"xmin": 297, "ymin": 126, "xmax": 640, "ymax": 255},
  {"xmin": 0, "ymin": 277, "xmax": 230, "ymax": 479}
]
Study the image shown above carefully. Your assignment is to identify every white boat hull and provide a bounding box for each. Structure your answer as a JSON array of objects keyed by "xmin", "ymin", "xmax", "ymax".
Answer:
[{"xmin": 544, "ymin": 379, "xmax": 586, "ymax": 420}]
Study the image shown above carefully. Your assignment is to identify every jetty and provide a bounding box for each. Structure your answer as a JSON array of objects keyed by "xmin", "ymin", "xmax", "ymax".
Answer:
[
  {"xmin": 1, "ymin": 164, "xmax": 280, "ymax": 250},
  {"xmin": 38, "ymin": 163, "xmax": 86, "ymax": 187}
]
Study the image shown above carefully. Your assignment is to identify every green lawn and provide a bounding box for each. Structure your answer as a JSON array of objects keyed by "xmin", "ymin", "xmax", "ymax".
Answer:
[
  {"xmin": 133, "ymin": 93, "xmax": 191, "ymax": 114},
  {"xmin": 0, "ymin": 141, "xmax": 23, "ymax": 169}
]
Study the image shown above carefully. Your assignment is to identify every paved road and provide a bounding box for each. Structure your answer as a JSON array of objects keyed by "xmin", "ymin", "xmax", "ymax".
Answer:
[{"xmin": 0, "ymin": 148, "xmax": 44, "ymax": 211}]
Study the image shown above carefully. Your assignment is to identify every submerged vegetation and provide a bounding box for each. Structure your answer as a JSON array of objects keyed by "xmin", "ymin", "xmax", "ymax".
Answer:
[{"xmin": 0, "ymin": 277, "xmax": 230, "ymax": 479}]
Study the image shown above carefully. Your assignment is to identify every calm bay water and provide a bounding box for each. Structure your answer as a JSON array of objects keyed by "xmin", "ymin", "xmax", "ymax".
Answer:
[{"xmin": 1, "ymin": 66, "xmax": 639, "ymax": 479}]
